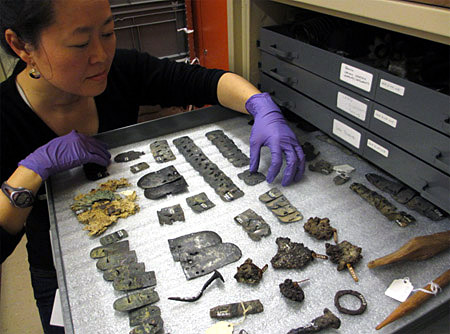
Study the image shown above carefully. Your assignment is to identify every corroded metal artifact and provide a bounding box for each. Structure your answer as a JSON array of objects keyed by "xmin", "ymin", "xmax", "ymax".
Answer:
[
  {"xmin": 301, "ymin": 141, "xmax": 319, "ymax": 161},
  {"xmin": 96, "ymin": 250, "xmax": 137, "ymax": 271},
  {"xmin": 237, "ymin": 170, "xmax": 266, "ymax": 186},
  {"xmin": 366, "ymin": 173, "xmax": 445, "ymax": 221},
  {"xmin": 173, "ymin": 135, "xmax": 244, "ymax": 201},
  {"xmin": 168, "ymin": 230, "xmax": 222, "ymax": 261},
  {"xmin": 100, "ymin": 229, "xmax": 128, "ymax": 246},
  {"xmin": 178, "ymin": 243, "xmax": 242, "ymax": 280},
  {"xmin": 205, "ymin": 129, "xmax": 250, "ymax": 167},
  {"xmin": 334, "ymin": 290, "xmax": 367, "ymax": 315},
  {"xmin": 350, "ymin": 182, "xmax": 415, "ymax": 227},
  {"xmin": 308, "ymin": 159, "xmax": 334, "ymax": 175},
  {"xmin": 90, "ymin": 240, "xmax": 130, "ymax": 259},
  {"xmin": 150, "ymin": 139, "xmax": 176, "ymax": 163},
  {"xmin": 210, "ymin": 300, "xmax": 264, "ymax": 319},
  {"xmin": 271, "ymin": 237, "xmax": 325, "ymax": 269},
  {"xmin": 168, "ymin": 231, "xmax": 241, "ymax": 280},
  {"xmin": 325, "ymin": 241, "xmax": 362, "ymax": 271},
  {"xmin": 103, "ymin": 262, "xmax": 145, "ymax": 281},
  {"xmin": 113, "ymin": 271, "xmax": 157, "ymax": 291},
  {"xmin": 304, "ymin": 217, "xmax": 337, "ymax": 241},
  {"xmin": 129, "ymin": 316, "xmax": 163, "ymax": 334},
  {"xmin": 114, "ymin": 150, "xmax": 145, "ymax": 162},
  {"xmin": 279, "ymin": 279, "xmax": 308, "ymax": 302},
  {"xmin": 169, "ymin": 270, "xmax": 224, "ymax": 302},
  {"xmin": 129, "ymin": 305, "xmax": 161, "ymax": 327},
  {"xmin": 130, "ymin": 162, "xmax": 150, "ymax": 174},
  {"xmin": 138, "ymin": 165, "xmax": 188, "ymax": 199},
  {"xmin": 186, "ymin": 192, "xmax": 215, "ymax": 213},
  {"xmin": 234, "ymin": 258, "xmax": 268, "ymax": 284},
  {"xmin": 71, "ymin": 179, "xmax": 138, "ymax": 236},
  {"xmin": 234, "ymin": 209, "xmax": 271, "ymax": 241},
  {"xmin": 287, "ymin": 308, "xmax": 341, "ymax": 333},
  {"xmin": 113, "ymin": 287, "xmax": 159, "ymax": 312},
  {"xmin": 157, "ymin": 204, "xmax": 185, "ymax": 225},
  {"xmin": 259, "ymin": 188, "xmax": 303, "ymax": 223},
  {"xmin": 83, "ymin": 162, "xmax": 109, "ymax": 180}
]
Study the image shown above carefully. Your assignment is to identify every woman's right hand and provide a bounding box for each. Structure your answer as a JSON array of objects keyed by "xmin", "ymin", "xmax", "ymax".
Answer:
[{"xmin": 19, "ymin": 130, "xmax": 111, "ymax": 181}]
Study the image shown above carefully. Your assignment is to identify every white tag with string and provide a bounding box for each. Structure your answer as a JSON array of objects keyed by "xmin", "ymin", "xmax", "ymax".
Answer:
[
  {"xmin": 385, "ymin": 277, "xmax": 414, "ymax": 302},
  {"xmin": 206, "ymin": 321, "xmax": 234, "ymax": 334}
]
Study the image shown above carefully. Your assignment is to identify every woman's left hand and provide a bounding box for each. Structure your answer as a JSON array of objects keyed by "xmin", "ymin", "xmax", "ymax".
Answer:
[{"xmin": 246, "ymin": 92, "xmax": 305, "ymax": 186}]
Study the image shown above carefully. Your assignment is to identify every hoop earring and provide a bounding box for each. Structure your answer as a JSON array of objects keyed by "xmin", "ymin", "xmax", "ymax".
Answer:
[{"xmin": 29, "ymin": 68, "xmax": 41, "ymax": 79}]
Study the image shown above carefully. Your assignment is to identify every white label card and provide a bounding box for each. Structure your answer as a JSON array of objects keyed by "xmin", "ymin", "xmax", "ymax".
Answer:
[
  {"xmin": 380, "ymin": 79, "xmax": 405, "ymax": 96},
  {"xmin": 336, "ymin": 92, "xmax": 368, "ymax": 121},
  {"xmin": 373, "ymin": 110, "xmax": 398, "ymax": 128},
  {"xmin": 367, "ymin": 139, "xmax": 389, "ymax": 157},
  {"xmin": 339, "ymin": 63, "xmax": 373, "ymax": 92},
  {"xmin": 206, "ymin": 321, "xmax": 234, "ymax": 334},
  {"xmin": 385, "ymin": 278, "xmax": 414, "ymax": 302},
  {"xmin": 332, "ymin": 119, "xmax": 361, "ymax": 149}
]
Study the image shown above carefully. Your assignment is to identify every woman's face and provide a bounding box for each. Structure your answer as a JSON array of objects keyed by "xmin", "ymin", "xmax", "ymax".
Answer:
[{"xmin": 31, "ymin": 0, "xmax": 116, "ymax": 97}]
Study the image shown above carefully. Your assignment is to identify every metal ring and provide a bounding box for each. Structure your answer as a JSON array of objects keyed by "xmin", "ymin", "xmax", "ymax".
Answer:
[{"xmin": 334, "ymin": 290, "xmax": 367, "ymax": 315}]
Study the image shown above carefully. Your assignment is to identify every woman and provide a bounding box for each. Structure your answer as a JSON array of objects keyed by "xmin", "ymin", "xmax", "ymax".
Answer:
[{"xmin": 0, "ymin": 0, "xmax": 305, "ymax": 332}]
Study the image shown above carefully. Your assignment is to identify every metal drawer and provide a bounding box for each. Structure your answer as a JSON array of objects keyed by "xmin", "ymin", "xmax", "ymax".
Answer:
[
  {"xmin": 260, "ymin": 72, "xmax": 365, "ymax": 156},
  {"xmin": 368, "ymin": 103, "xmax": 450, "ymax": 175},
  {"xmin": 375, "ymin": 71, "xmax": 450, "ymax": 136},
  {"xmin": 364, "ymin": 132, "xmax": 450, "ymax": 212},
  {"xmin": 260, "ymin": 50, "xmax": 373, "ymax": 128},
  {"xmin": 259, "ymin": 26, "xmax": 378, "ymax": 99}
]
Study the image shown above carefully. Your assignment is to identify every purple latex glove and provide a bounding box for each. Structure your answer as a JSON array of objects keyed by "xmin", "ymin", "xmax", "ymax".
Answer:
[
  {"xmin": 19, "ymin": 130, "xmax": 111, "ymax": 181},
  {"xmin": 246, "ymin": 92, "xmax": 305, "ymax": 186}
]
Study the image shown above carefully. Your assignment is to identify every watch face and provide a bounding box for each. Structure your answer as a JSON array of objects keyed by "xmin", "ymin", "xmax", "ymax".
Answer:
[{"xmin": 12, "ymin": 191, "xmax": 33, "ymax": 208}]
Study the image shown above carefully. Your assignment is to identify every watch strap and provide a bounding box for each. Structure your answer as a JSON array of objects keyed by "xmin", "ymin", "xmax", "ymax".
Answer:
[{"xmin": 1, "ymin": 181, "xmax": 35, "ymax": 208}]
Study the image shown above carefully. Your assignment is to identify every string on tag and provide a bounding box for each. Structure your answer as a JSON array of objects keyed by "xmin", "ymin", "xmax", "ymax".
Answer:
[
  {"xmin": 413, "ymin": 281, "xmax": 442, "ymax": 295},
  {"xmin": 230, "ymin": 302, "xmax": 251, "ymax": 327}
]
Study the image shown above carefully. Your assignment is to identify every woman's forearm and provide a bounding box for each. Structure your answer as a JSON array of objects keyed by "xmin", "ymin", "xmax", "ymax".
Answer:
[
  {"xmin": 0, "ymin": 166, "xmax": 42, "ymax": 234},
  {"xmin": 217, "ymin": 72, "xmax": 260, "ymax": 113}
]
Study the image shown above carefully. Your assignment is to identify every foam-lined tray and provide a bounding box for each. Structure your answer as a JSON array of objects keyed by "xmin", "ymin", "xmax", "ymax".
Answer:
[{"xmin": 47, "ymin": 106, "xmax": 449, "ymax": 334}]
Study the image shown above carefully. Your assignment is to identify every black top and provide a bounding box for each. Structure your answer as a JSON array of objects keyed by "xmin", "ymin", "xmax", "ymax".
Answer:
[{"xmin": 0, "ymin": 49, "xmax": 226, "ymax": 269}]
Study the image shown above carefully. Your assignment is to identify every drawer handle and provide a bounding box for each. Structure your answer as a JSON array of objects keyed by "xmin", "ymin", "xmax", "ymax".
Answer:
[
  {"xmin": 270, "ymin": 95, "xmax": 295, "ymax": 110},
  {"xmin": 432, "ymin": 148, "xmax": 450, "ymax": 172},
  {"xmin": 442, "ymin": 118, "xmax": 450, "ymax": 135},
  {"xmin": 269, "ymin": 69, "xmax": 297, "ymax": 84},
  {"xmin": 269, "ymin": 44, "xmax": 298, "ymax": 59}
]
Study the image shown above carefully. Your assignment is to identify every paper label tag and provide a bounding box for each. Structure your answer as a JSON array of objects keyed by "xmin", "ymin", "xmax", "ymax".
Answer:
[
  {"xmin": 336, "ymin": 92, "xmax": 368, "ymax": 121},
  {"xmin": 333, "ymin": 164, "xmax": 355, "ymax": 174},
  {"xmin": 367, "ymin": 139, "xmax": 389, "ymax": 157},
  {"xmin": 340, "ymin": 63, "xmax": 373, "ymax": 92},
  {"xmin": 206, "ymin": 321, "xmax": 234, "ymax": 334},
  {"xmin": 380, "ymin": 79, "xmax": 405, "ymax": 96},
  {"xmin": 385, "ymin": 278, "xmax": 414, "ymax": 302},
  {"xmin": 373, "ymin": 109, "xmax": 398, "ymax": 128},
  {"xmin": 332, "ymin": 119, "xmax": 361, "ymax": 149}
]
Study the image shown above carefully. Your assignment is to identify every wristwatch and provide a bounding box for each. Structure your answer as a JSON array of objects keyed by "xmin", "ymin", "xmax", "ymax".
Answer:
[{"xmin": 1, "ymin": 182, "xmax": 35, "ymax": 208}]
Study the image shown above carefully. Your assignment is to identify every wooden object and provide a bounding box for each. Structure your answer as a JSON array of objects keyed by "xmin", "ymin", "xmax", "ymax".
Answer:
[
  {"xmin": 376, "ymin": 269, "xmax": 450, "ymax": 330},
  {"xmin": 368, "ymin": 231, "xmax": 450, "ymax": 268}
]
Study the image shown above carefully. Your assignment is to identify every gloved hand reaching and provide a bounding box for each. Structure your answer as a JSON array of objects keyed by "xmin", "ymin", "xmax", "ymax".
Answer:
[
  {"xmin": 246, "ymin": 92, "xmax": 305, "ymax": 186},
  {"xmin": 19, "ymin": 130, "xmax": 111, "ymax": 181}
]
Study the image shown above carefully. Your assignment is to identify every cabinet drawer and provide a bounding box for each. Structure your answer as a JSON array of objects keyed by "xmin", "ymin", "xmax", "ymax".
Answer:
[
  {"xmin": 260, "ymin": 26, "xmax": 378, "ymax": 98},
  {"xmin": 369, "ymin": 103, "xmax": 450, "ymax": 175},
  {"xmin": 375, "ymin": 72, "xmax": 450, "ymax": 136},
  {"xmin": 260, "ymin": 73, "xmax": 365, "ymax": 155},
  {"xmin": 260, "ymin": 50, "xmax": 373, "ymax": 128},
  {"xmin": 260, "ymin": 25, "xmax": 449, "ymax": 135},
  {"xmin": 364, "ymin": 133, "xmax": 450, "ymax": 212}
]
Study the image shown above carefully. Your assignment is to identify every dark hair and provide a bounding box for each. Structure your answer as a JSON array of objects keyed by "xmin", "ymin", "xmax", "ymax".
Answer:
[{"xmin": 0, "ymin": 0, "xmax": 55, "ymax": 58}]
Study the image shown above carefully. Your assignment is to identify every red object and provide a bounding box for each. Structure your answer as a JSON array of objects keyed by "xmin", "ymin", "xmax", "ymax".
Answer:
[{"xmin": 192, "ymin": 0, "xmax": 229, "ymax": 70}]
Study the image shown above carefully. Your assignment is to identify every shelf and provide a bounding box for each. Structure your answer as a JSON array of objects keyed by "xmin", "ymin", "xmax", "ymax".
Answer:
[{"xmin": 272, "ymin": 0, "xmax": 450, "ymax": 45}]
